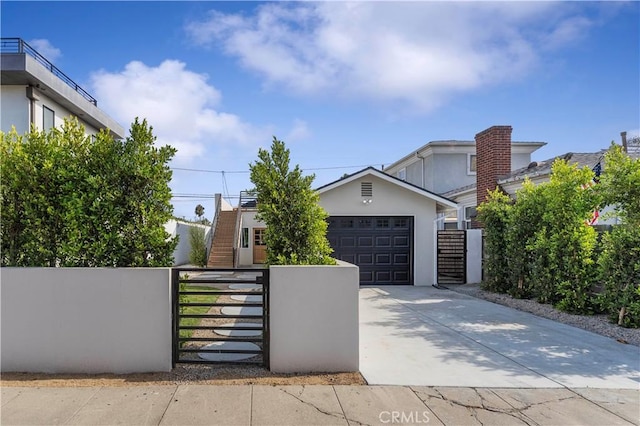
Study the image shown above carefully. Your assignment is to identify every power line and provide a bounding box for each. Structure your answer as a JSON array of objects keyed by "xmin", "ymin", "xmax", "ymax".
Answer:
[{"xmin": 171, "ymin": 163, "xmax": 387, "ymax": 174}]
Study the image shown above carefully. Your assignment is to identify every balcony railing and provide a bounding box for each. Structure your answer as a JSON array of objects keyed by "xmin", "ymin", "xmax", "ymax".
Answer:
[{"xmin": 1, "ymin": 38, "xmax": 98, "ymax": 106}]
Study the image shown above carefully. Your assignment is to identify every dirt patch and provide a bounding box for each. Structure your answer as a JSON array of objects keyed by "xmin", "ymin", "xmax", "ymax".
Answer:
[{"xmin": 0, "ymin": 366, "xmax": 366, "ymax": 388}]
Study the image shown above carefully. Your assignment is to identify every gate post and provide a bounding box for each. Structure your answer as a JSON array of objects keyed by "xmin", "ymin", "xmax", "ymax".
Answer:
[{"xmin": 262, "ymin": 268, "xmax": 270, "ymax": 369}]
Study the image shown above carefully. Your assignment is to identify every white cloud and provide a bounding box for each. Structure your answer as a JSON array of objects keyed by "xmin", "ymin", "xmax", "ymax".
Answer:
[
  {"xmin": 90, "ymin": 60, "xmax": 269, "ymax": 162},
  {"xmin": 185, "ymin": 2, "xmax": 602, "ymax": 112},
  {"xmin": 285, "ymin": 119, "xmax": 311, "ymax": 143},
  {"xmin": 28, "ymin": 39, "xmax": 61, "ymax": 63}
]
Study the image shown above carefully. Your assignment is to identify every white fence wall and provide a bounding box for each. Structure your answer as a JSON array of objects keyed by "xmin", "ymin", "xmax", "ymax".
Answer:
[
  {"xmin": 466, "ymin": 229, "xmax": 483, "ymax": 284},
  {"xmin": 165, "ymin": 220, "xmax": 211, "ymax": 266},
  {"xmin": 269, "ymin": 261, "xmax": 359, "ymax": 373},
  {"xmin": 1, "ymin": 268, "xmax": 172, "ymax": 374}
]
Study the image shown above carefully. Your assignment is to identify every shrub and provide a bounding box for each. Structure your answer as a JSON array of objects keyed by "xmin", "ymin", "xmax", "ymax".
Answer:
[
  {"xmin": 476, "ymin": 189, "xmax": 512, "ymax": 293},
  {"xmin": 188, "ymin": 226, "xmax": 207, "ymax": 267}
]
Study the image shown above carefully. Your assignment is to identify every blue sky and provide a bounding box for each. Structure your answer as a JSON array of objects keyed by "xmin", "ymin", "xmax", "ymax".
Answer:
[{"xmin": 2, "ymin": 1, "xmax": 638, "ymax": 220}]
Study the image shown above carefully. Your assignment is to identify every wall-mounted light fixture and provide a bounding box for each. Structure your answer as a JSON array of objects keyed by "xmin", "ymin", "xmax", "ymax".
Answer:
[{"xmin": 362, "ymin": 199, "xmax": 373, "ymax": 205}]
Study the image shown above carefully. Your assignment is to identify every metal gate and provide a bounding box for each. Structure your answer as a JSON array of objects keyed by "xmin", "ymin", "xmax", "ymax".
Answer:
[
  {"xmin": 437, "ymin": 230, "xmax": 466, "ymax": 284},
  {"xmin": 171, "ymin": 268, "xmax": 269, "ymax": 367}
]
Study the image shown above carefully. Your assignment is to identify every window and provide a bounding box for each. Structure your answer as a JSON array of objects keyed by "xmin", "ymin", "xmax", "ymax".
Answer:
[
  {"xmin": 464, "ymin": 206, "xmax": 477, "ymax": 229},
  {"xmin": 376, "ymin": 218, "xmax": 390, "ymax": 228},
  {"xmin": 465, "ymin": 206, "xmax": 477, "ymax": 220},
  {"xmin": 467, "ymin": 153, "xmax": 477, "ymax": 175},
  {"xmin": 241, "ymin": 228, "xmax": 249, "ymax": 248},
  {"xmin": 398, "ymin": 168, "xmax": 406, "ymax": 181},
  {"xmin": 254, "ymin": 228, "xmax": 267, "ymax": 246},
  {"xmin": 43, "ymin": 106, "xmax": 55, "ymax": 131}
]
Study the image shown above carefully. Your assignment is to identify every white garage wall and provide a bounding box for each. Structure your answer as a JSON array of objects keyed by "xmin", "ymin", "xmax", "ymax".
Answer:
[
  {"xmin": 1, "ymin": 268, "xmax": 172, "ymax": 374},
  {"xmin": 319, "ymin": 174, "xmax": 439, "ymax": 286}
]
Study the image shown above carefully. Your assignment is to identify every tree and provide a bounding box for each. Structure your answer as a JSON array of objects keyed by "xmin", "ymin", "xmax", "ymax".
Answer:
[
  {"xmin": 249, "ymin": 137, "xmax": 335, "ymax": 265},
  {"xmin": 195, "ymin": 204, "xmax": 205, "ymax": 220},
  {"xmin": 597, "ymin": 143, "xmax": 640, "ymax": 327},
  {"xmin": 0, "ymin": 117, "xmax": 177, "ymax": 267}
]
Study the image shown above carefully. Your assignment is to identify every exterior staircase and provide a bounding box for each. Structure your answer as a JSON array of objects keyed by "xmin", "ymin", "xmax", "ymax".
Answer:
[{"xmin": 207, "ymin": 210, "xmax": 237, "ymax": 268}]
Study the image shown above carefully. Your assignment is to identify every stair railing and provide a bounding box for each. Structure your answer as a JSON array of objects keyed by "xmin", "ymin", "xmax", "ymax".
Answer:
[{"xmin": 232, "ymin": 194, "xmax": 244, "ymax": 268}]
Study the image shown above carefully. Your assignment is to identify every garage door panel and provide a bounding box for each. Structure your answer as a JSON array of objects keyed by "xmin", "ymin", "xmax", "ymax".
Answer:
[
  {"xmin": 360, "ymin": 270, "xmax": 374, "ymax": 283},
  {"xmin": 340, "ymin": 236, "xmax": 356, "ymax": 247},
  {"xmin": 339, "ymin": 253, "xmax": 356, "ymax": 264},
  {"xmin": 393, "ymin": 235, "xmax": 410, "ymax": 247},
  {"xmin": 375, "ymin": 271, "xmax": 392, "ymax": 282},
  {"xmin": 394, "ymin": 271, "xmax": 410, "ymax": 282},
  {"xmin": 375, "ymin": 236, "xmax": 391, "ymax": 247},
  {"xmin": 328, "ymin": 216, "xmax": 413, "ymax": 285},
  {"xmin": 358, "ymin": 236, "xmax": 374, "ymax": 247}
]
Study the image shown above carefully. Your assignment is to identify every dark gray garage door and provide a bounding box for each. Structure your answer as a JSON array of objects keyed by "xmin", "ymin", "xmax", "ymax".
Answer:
[{"xmin": 327, "ymin": 216, "xmax": 413, "ymax": 285}]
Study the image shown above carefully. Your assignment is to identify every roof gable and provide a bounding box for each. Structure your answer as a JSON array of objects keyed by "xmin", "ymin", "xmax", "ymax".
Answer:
[{"xmin": 317, "ymin": 167, "xmax": 458, "ymax": 209}]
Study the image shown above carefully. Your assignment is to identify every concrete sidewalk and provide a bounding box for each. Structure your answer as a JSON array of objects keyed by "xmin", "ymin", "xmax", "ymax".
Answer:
[{"xmin": 2, "ymin": 384, "xmax": 638, "ymax": 425}]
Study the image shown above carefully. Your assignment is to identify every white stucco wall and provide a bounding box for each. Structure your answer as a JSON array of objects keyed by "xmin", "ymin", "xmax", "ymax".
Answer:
[
  {"xmin": 164, "ymin": 220, "xmax": 211, "ymax": 266},
  {"xmin": 466, "ymin": 229, "xmax": 483, "ymax": 284},
  {"xmin": 269, "ymin": 261, "xmax": 359, "ymax": 373},
  {"xmin": 319, "ymin": 174, "xmax": 440, "ymax": 286},
  {"xmin": 1, "ymin": 86, "xmax": 29, "ymax": 134},
  {"xmin": 1, "ymin": 85, "xmax": 101, "ymax": 137},
  {"xmin": 1, "ymin": 268, "xmax": 172, "ymax": 374},
  {"xmin": 238, "ymin": 210, "xmax": 263, "ymax": 266}
]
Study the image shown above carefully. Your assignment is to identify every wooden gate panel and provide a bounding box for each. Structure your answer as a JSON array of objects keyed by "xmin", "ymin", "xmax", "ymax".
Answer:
[{"xmin": 437, "ymin": 230, "xmax": 466, "ymax": 284}]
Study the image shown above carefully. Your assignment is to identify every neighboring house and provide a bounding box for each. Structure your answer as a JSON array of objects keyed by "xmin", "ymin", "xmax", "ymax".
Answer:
[
  {"xmin": 384, "ymin": 126, "xmax": 545, "ymax": 228},
  {"xmin": 443, "ymin": 127, "xmax": 638, "ymax": 227},
  {"xmin": 1, "ymin": 38, "xmax": 124, "ymax": 138},
  {"xmin": 220, "ymin": 168, "xmax": 458, "ymax": 286}
]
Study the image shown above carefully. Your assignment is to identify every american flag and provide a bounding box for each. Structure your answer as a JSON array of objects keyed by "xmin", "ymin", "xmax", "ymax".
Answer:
[{"xmin": 581, "ymin": 161, "xmax": 602, "ymax": 190}]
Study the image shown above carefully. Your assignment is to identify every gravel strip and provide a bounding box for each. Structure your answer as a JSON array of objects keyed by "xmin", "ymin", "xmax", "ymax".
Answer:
[{"xmin": 447, "ymin": 283, "xmax": 640, "ymax": 347}]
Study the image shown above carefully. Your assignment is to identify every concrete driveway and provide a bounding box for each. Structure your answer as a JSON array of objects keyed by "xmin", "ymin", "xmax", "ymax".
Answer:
[{"xmin": 359, "ymin": 286, "xmax": 640, "ymax": 388}]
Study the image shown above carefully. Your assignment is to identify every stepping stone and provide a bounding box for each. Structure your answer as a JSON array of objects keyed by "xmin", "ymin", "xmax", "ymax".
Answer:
[
  {"xmin": 214, "ymin": 323, "xmax": 263, "ymax": 337},
  {"xmin": 221, "ymin": 306, "xmax": 263, "ymax": 317},
  {"xmin": 228, "ymin": 283, "xmax": 262, "ymax": 290},
  {"xmin": 198, "ymin": 341, "xmax": 261, "ymax": 361},
  {"xmin": 230, "ymin": 295, "xmax": 263, "ymax": 303}
]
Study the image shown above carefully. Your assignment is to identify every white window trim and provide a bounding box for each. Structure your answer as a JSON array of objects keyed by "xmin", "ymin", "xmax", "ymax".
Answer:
[
  {"xmin": 398, "ymin": 168, "xmax": 407, "ymax": 181},
  {"xmin": 467, "ymin": 153, "xmax": 477, "ymax": 175}
]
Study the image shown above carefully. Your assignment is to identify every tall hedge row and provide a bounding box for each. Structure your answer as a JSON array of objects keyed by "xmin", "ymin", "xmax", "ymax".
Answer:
[{"xmin": 478, "ymin": 144, "xmax": 640, "ymax": 327}]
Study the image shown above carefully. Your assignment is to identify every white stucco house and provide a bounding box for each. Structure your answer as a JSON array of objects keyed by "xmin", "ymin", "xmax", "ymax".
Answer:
[
  {"xmin": 226, "ymin": 168, "xmax": 457, "ymax": 286},
  {"xmin": 1, "ymin": 38, "xmax": 123, "ymax": 138}
]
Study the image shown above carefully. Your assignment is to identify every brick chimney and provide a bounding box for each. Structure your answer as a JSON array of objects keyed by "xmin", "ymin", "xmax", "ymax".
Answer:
[{"xmin": 475, "ymin": 125, "xmax": 512, "ymax": 210}]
